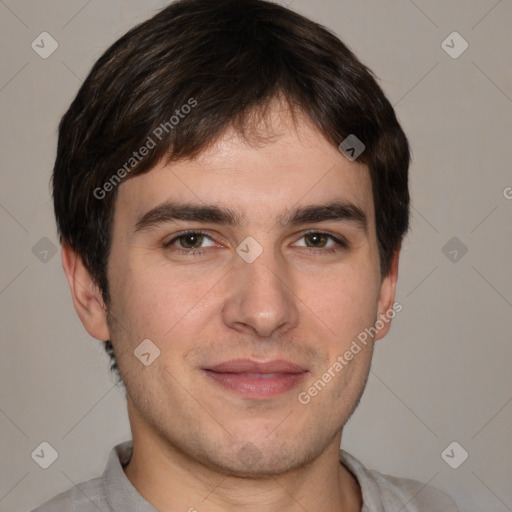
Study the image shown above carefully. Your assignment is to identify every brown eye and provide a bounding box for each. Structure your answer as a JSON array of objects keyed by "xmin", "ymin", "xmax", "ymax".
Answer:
[
  {"xmin": 177, "ymin": 233, "xmax": 205, "ymax": 249},
  {"xmin": 293, "ymin": 231, "xmax": 348, "ymax": 254},
  {"xmin": 304, "ymin": 232, "xmax": 329, "ymax": 248},
  {"xmin": 164, "ymin": 231, "xmax": 216, "ymax": 253}
]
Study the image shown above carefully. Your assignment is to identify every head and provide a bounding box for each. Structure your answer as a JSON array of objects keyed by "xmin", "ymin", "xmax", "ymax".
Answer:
[{"xmin": 54, "ymin": 0, "xmax": 409, "ymax": 477}]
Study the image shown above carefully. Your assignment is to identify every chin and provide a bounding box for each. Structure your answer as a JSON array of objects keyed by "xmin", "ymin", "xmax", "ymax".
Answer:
[{"xmin": 198, "ymin": 438, "xmax": 317, "ymax": 479}]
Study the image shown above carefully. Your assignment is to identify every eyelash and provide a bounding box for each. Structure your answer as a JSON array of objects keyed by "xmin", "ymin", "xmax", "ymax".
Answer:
[{"xmin": 163, "ymin": 230, "xmax": 348, "ymax": 256}]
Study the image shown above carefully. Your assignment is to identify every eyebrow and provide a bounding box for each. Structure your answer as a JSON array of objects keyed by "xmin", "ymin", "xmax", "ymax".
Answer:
[{"xmin": 134, "ymin": 200, "xmax": 368, "ymax": 233}]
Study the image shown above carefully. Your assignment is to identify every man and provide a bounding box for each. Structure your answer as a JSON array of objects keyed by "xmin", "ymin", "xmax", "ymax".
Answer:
[{"xmin": 33, "ymin": 0, "xmax": 459, "ymax": 510}]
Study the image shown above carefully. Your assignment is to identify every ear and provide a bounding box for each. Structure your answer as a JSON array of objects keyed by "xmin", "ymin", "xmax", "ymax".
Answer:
[
  {"xmin": 61, "ymin": 243, "xmax": 110, "ymax": 341},
  {"xmin": 374, "ymin": 247, "xmax": 401, "ymax": 341}
]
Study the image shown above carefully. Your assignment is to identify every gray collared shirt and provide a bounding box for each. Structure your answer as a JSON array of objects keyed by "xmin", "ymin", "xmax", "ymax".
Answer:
[{"xmin": 30, "ymin": 440, "xmax": 459, "ymax": 511}]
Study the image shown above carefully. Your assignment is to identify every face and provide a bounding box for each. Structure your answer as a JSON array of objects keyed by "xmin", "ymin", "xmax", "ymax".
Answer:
[{"xmin": 100, "ymin": 106, "xmax": 397, "ymax": 477}]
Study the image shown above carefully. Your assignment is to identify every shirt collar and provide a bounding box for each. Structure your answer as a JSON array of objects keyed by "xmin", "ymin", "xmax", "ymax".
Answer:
[
  {"xmin": 102, "ymin": 440, "xmax": 158, "ymax": 511},
  {"xmin": 339, "ymin": 448, "xmax": 384, "ymax": 511}
]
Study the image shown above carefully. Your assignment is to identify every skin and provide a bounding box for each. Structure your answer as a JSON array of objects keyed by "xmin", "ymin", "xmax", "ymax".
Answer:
[{"xmin": 63, "ymin": 104, "xmax": 400, "ymax": 512}]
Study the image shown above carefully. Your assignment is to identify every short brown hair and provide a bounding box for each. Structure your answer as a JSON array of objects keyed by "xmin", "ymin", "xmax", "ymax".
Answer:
[{"xmin": 52, "ymin": 0, "xmax": 410, "ymax": 380}]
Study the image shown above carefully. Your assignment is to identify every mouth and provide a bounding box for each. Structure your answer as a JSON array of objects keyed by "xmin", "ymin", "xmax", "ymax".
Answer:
[{"xmin": 202, "ymin": 359, "xmax": 309, "ymax": 399}]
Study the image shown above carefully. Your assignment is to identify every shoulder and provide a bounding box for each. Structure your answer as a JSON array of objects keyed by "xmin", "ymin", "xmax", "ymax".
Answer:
[
  {"xmin": 29, "ymin": 476, "xmax": 106, "ymax": 512},
  {"xmin": 370, "ymin": 470, "xmax": 460, "ymax": 511},
  {"xmin": 339, "ymin": 449, "xmax": 460, "ymax": 512}
]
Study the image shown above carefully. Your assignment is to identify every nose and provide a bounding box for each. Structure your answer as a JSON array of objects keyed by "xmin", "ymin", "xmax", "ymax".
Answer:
[{"xmin": 222, "ymin": 247, "xmax": 300, "ymax": 338}]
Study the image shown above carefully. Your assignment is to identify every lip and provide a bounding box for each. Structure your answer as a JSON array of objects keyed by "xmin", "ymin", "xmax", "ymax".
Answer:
[{"xmin": 203, "ymin": 358, "xmax": 309, "ymax": 399}]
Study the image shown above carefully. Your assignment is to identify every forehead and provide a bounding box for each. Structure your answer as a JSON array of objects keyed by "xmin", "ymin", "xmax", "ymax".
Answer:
[{"xmin": 114, "ymin": 107, "xmax": 375, "ymax": 229}]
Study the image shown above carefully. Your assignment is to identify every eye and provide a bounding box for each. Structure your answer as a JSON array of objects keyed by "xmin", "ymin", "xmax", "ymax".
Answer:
[
  {"xmin": 163, "ymin": 230, "xmax": 216, "ymax": 254},
  {"xmin": 162, "ymin": 229, "xmax": 348, "ymax": 257},
  {"xmin": 293, "ymin": 231, "xmax": 347, "ymax": 253}
]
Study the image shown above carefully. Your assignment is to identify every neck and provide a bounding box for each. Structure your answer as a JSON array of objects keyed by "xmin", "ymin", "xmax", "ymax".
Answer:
[{"xmin": 123, "ymin": 429, "xmax": 362, "ymax": 512}]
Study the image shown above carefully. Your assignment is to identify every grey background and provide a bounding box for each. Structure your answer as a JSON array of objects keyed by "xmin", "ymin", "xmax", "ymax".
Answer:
[{"xmin": 0, "ymin": 1, "xmax": 511, "ymax": 511}]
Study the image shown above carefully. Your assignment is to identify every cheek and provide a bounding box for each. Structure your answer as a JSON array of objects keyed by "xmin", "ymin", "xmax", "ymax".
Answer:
[
  {"xmin": 300, "ymin": 262, "xmax": 380, "ymax": 338},
  {"xmin": 110, "ymin": 257, "xmax": 218, "ymax": 344}
]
